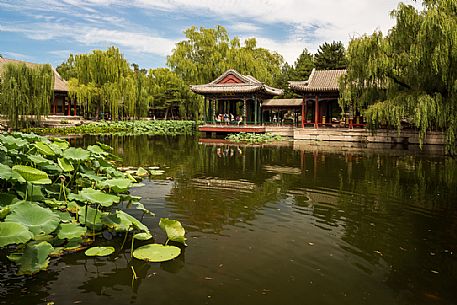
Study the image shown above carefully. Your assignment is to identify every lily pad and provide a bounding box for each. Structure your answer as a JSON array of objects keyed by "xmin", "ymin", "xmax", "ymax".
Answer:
[
  {"xmin": 57, "ymin": 223, "xmax": 87, "ymax": 240},
  {"xmin": 102, "ymin": 210, "xmax": 149, "ymax": 232},
  {"xmin": 159, "ymin": 218, "xmax": 187, "ymax": 245},
  {"xmin": 34, "ymin": 142, "xmax": 55, "ymax": 156},
  {"xmin": 27, "ymin": 154, "xmax": 55, "ymax": 166},
  {"xmin": 8, "ymin": 241, "xmax": 54, "ymax": 275},
  {"xmin": 0, "ymin": 164, "xmax": 25, "ymax": 183},
  {"xmin": 132, "ymin": 244, "xmax": 181, "ymax": 262},
  {"xmin": 99, "ymin": 178, "xmax": 132, "ymax": 193},
  {"xmin": 149, "ymin": 170, "xmax": 165, "ymax": 176},
  {"xmin": 78, "ymin": 188, "xmax": 120, "ymax": 207},
  {"xmin": 63, "ymin": 147, "xmax": 90, "ymax": 162},
  {"xmin": 78, "ymin": 206, "xmax": 105, "ymax": 230},
  {"xmin": 87, "ymin": 145, "xmax": 109, "ymax": 156},
  {"xmin": 6, "ymin": 201, "xmax": 60, "ymax": 238},
  {"xmin": 58, "ymin": 157, "xmax": 74, "ymax": 172},
  {"xmin": 136, "ymin": 167, "xmax": 149, "ymax": 177},
  {"xmin": 85, "ymin": 246, "xmax": 115, "ymax": 257},
  {"xmin": 0, "ymin": 222, "xmax": 33, "ymax": 247},
  {"xmin": 12, "ymin": 165, "xmax": 52, "ymax": 184},
  {"xmin": 133, "ymin": 232, "xmax": 152, "ymax": 241}
]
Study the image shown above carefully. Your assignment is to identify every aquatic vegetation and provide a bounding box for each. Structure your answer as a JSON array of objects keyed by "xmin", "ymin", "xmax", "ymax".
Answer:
[
  {"xmin": 226, "ymin": 132, "xmax": 283, "ymax": 144},
  {"xmin": 132, "ymin": 244, "xmax": 181, "ymax": 263},
  {"xmin": 0, "ymin": 132, "xmax": 186, "ymax": 275},
  {"xmin": 26, "ymin": 120, "xmax": 197, "ymax": 136}
]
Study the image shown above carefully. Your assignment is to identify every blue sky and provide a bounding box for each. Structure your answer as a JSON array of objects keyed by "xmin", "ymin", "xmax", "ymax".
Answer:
[{"xmin": 0, "ymin": 0, "xmax": 421, "ymax": 70}]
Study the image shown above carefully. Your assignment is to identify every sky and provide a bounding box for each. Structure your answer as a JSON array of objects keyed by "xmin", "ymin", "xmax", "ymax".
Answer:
[{"xmin": 0, "ymin": 0, "xmax": 422, "ymax": 70}]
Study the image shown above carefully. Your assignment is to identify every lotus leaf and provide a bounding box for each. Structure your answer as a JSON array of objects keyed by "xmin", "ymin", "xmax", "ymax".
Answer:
[
  {"xmin": 88, "ymin": 145, "xmax": 108, "ymax": 156},
  {"xmin": 78, "ymin": 206, "xmax": 105, "ymax": 230},
  {"xmin": 16, "ymin": 183, "xmax": 45, "ymax": 201},
  {"xmin": 44, "ymin": 198, "xmax": 67, "ymax": 209},
  {"xmin": 116, "ymin": 210, "xmax": 149, "ymax": 232},
  {"xmin": 133, "ymin": 232, "xmax": 152, "ymax": 241},
  {"xmin": 0, "ymin": 135, "xmax": 28, "ymax": 149},
  {"xmin": 96, "ymin": 142, "xmax": 113, "ymax": 151},
  {"xmin": 78, "ymin": 188, "xmax": 120, "ymax": 207},
  {"xmin": 99, "ymin": 178, "xmax": 132, "ymax": 193},
  {"xmin": 58, "ymin": 157, "xmax": 74, "ymax": 172},
  {"xmin": 12, "ymin": 165, "xmax": 52, "ymax": 184},
  {"xmin": 102, "ymin": 213, "xmax": 133, "ymax": 232},
  {"xmin": 51, "ymin": 139, "xmax": 69, "ymax": 150},
  {"xmin": 27, "ymin": 154, "xmax": 54, "ymax": 166},
  {"xmin": 85, "ymin": 246, "xmax": 115, "ymax": 257},
  {"xmin": 8, "ymin": 241, "xmax": 54, "ymax": 275},
  {"xmin": 0, "ymin": 193, "xmax": 19, "ymax": 219},
  {"xmin": 78, "ymin": 172, "xmax": 104, "ymax": 183},
  {"xmin": 6, "ymin": 201, "xmax": 60, "ymax": 237},
  {"xmin": 0, "ymin": 222, "xmax": 33, "ymax": 247},
  {"xmin": 53, "ymin": 210, "xmax": 73, "ymax": 223},
  {"xmin": 34, "ymin": 142, "xmax": 55, "ymax": 156},
  {"xmin": 132, "ymin": 244, "xmax": 181, "ymax": 262},
  {"xmin": 57, "ymin": 223, "xmax": 87, "ymax": 240},
  {"xmin": 67, "ymin": 201, "xmax": 81, "ymax": 214},
  {"xmin": 136, "ymin": 167, "xmax": 149, "ymax": 177},
  {"xmin": 149, "ymin": 170, "xmax": 165, "ymax": 176},
  {"xmin": 159, "ymin": 218, "xmax": 187, "ymax": 245},
  {"xmin": 0, "ymin": 164, "xmax": 25, "ymax": 183},
  {"xmin": 63, "ymin": 147, "xmax": 90, "ymax": 161}
]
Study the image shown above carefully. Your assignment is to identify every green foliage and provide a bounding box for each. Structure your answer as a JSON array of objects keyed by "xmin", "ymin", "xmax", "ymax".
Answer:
[
  {"xmin": 340, "ymin": 0, "xmax": 457, "ymax": 151},
  {"xmin": 0, "ymin": 132, "xmax": 186, "ymax": 274},
  {"xmin": 132, "ymin": 244, "xmax": 181, "ymax": 262},
  {"xmin": 159, "ymin": 218, "xmax": 187, "ymax": 245},
  {"xmin": 0, "ymin": 62, "xmax": 54, "ymax": 129},
  {"xmin": 28, "ymin": 120, "xmax": 197, "ymax": 136},
  {"xmin": 85, "ymin": 246, "xmax": 115, "ymax": 257},
  {"xmin": 226, "ymin": 132, "xmax": 283, "ymax": 144},
  {"xmin": 314, "ymin": 41, "xmax": 347, "ymax": 70}
]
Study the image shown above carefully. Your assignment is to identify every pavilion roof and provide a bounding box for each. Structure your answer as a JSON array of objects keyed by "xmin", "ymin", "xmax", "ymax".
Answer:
[
  {"xmin": 262, "ymin": 98, "xmax": 302, "ymax": 107},
  {"xmin": 0, "ymin": 58, "xmax": 68, "ymax": 92},
  {"xmin": 191, "ymin": 69, "xmax": 283, "ymax": 97},
  {"xmin": 289, "ymin": 69, "xmax": 346, "ymax": 93}
]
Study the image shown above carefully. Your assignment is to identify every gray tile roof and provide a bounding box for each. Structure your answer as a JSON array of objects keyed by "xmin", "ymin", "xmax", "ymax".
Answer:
[
  {"xmin": 289, "ymin": 69, "xmax": 346, "ymax": 93},
  {"xmin": 191, "ymin": 69, "xmax": 283, "ymax": 96},
  {"xmin": 0, "ymin": 58, "xmax": 68, "ymax": 92},
  {"xmin": 262, "ymin": 98, "xmax": 302, "ymax": 107}
]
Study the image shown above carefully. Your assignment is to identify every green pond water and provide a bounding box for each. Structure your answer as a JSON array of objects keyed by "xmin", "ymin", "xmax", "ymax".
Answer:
[{"xmin": 1, "ymin": 135, "xmax": 457, "ymax": 305}]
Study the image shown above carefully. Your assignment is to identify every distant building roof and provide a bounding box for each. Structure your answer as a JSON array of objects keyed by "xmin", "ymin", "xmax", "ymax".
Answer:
[
  {"xmin": 262, "ymin": 98, "xmax": 302, "ymax": 107},
  {"xmin": 0, "ymin": 58, "xmax": 68, "ymax": 92},
  {"xmin": 289, "ymin": 69, "xmax": 346, "ymax": 93},
  {"xmin": 191, "ymin": 69, "xmax": 283, "ymax": 97}
]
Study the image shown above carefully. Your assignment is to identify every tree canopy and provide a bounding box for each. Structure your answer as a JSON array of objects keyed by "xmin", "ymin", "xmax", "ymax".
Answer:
[
  {"xmin": 340, "ymin": 0, "xmax": 457, "ymax": 151},
  {"xmin": 314, "ymin": 41, "xmax": 347, "ymax": 70},
  {"xmin": 0, "ymin": 63, "xmax": 53, "ymax": 128},
  {"xmin": 167, "ymin": 26, "xmax": 284, "ymax": 86}
]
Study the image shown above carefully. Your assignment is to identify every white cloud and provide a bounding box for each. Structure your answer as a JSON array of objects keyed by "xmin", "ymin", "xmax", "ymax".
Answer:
[{"xmin": 231, "ymin": 22, "xmax": 261, "ymax": 33}]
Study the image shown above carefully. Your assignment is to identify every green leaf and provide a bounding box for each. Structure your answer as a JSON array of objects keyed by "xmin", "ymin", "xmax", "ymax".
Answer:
[
  {"xmin": 0, "ymin": 222, "xmax": 33, "ymax": 247},
  {"xmin": 27, "ymin": 154, "xmax": 55, "ymax": 166},
  {"xmin": 133, "ymin": 232, "xmax": 152, "ymax": 241},
  {"xmin": 102, "ymin": 210, "xmax": 149, "ymax": 232},
  {"xmin": 78, "ymin": 188, "xmax": 120, "ymax": 207},
  {"xmin": 58, "ymin": 157, "xmax": 74, "ymax": 172},
  {"xmin": 9, "ymin": 241, "xmax": 54, "ymax": 275},
  {"xmin": 63, "ymin": 147, "xmax": 90, "ymax": 161},
  {"xmin": 133, "ymin": 244, "xmax": 181, "ymax": 262},
  {"xmin": 87, "ymin": 145, "xmax": 109, "ymax": 156},
  {"xmin": 5, "ymin": 201, "xmax": 60, "ymax": 238},
  {"xmin": 0, "ymin": 164, "xmax": 25, "ymax": 183},
  {"xmin": 136, "ymin": 167, "xmax": 149, "ymax": 177},
  {"xmin": 149, "ymin": 170, "xmax": 165, "ymax": 176},
  {"xmin": 0, "ymin": 135, "xmax": 28, "ymax": 150},
  {"xmin": 78, "ymin": 206, "xmax": 104, "ymax": 230},
  {"xmin": 34, "ymin": 142, "xmax": 55, "ymax": 156},
  {"xmin": 51, "ymin": 139, "xmax": 70, "ymax": 150},
  {"xmin": 159, "ymin": 218, "xmax": 187, "ymax": 245},
  {"xmin": 57, "ymin": 223, "xmax": 87, "ymax": 240},
  {"xmin": 85, "ymin": 246, "xmax": 115, "ymax": 257},
  {"xmin": 12, "ymin": 165, "xmax": 52, "ymax": 184},
  {"xmin": 99, "ymin": 178, "xmax": 133, "ymax": 193}
]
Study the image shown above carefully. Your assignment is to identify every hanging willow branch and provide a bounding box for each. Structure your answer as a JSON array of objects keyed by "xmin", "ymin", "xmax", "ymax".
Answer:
[{"xmin": 0, "ymin": 62, "xmax": 53, "ymax": 129}]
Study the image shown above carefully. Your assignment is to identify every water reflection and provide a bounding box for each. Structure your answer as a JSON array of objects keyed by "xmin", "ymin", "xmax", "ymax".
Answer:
[{"xmin": 2, "ymin": 135, "xmax": 457, "ymax": 305}]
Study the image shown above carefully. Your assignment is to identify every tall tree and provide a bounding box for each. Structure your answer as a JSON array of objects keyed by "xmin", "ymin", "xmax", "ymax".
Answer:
[
  {"xmin": 0, "ymin": 63, "xmax": 54, "ymax": 128},
  {"xmin": 340, "ymin": 0, "xmax": 457, "ymax": 151},
  {"xmin": 293, "ymin": 49, "xmax": 315, "ymax": 80},
  {"xmin": 314, "ymin": 41, "xmax": 347, "ymax": 70},
  {"xmin": 65, "ymin": 47, "xmax": 140, "ymax": 120},
  {"xmin": 167, "ymin": 26, "xmax": 283, "ymax": 86}
]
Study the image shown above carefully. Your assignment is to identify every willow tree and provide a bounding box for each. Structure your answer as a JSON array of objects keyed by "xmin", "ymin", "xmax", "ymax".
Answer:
[
  {"xmin": 65, "ymin": 47, "xmax": 141, "ymax": 120},
  {"xmin": 340, "ymin": 0, "xmax": 457, "ymax": 151},
  {"xmin": 0, "ymin": 62, "xmax": 54, "ymax": 129}
]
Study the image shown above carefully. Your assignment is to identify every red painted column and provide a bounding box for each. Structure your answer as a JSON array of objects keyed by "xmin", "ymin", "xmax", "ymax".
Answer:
[
  {"xmin": 314, "ymin": 95, "xmax": 319, "ymax": 129},
  {"xmin": 301, "ymin": 99, "xmax": 305, "ymax": 129}
]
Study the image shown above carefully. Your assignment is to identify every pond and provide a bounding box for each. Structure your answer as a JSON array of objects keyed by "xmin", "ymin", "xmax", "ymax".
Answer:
[{"xmin": 1, "ymin": 135, "xmax": 457, "ymax": 305}]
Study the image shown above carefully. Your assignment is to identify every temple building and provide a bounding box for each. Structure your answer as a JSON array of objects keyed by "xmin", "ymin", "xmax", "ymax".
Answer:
[
  {"xmin": 0, "ymin": 58, "xmax": 76, "ymax": 116},
  {"xmin": 289, "ymin": 69, "xmax": 355, "ymax": 128},
  {"xmin": 191, "ymin": 69, "xmax": 283, "ymax": 133}
]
